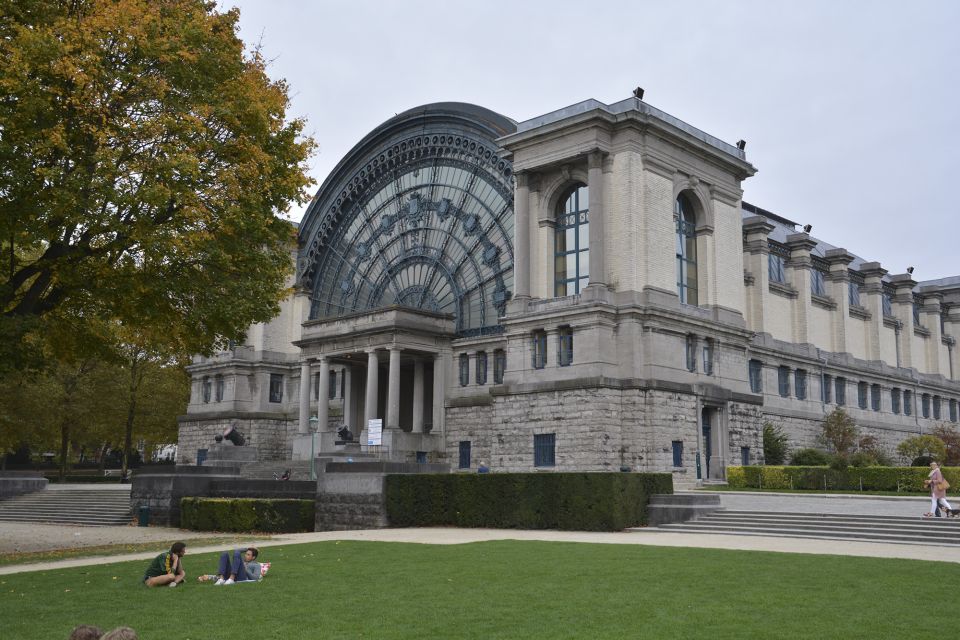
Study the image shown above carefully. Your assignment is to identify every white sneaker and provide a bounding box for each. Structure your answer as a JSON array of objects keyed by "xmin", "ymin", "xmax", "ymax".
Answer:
[
  {"xmin": 214, "ymin": 578, "xmax": 225, "ymax": 586},
  {"xmin": 224, "ymin": 578, "xmax": 235, "ymax": 585},
  {"xmin": 169, "ymin": 582, "xmax": 178, "ymax": 588}
]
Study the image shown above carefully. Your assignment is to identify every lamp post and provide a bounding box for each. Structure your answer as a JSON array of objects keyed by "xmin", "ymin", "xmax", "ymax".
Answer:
[{"xmin": 309, "ymin": 416, "xmax": 318, "ymax": 481}]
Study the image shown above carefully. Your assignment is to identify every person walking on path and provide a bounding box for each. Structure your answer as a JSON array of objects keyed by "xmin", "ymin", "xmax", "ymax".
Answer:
[
  {"xmin": 924, "ymin": 462, "xmax": 953, "ymax": 518},
  {"xmin": 142, "ymin": 542, "xmax": 186, "ymax": 587},
  {"xmin": 214, "ymin": 547, "xmax": 262, "ymax": 585}
]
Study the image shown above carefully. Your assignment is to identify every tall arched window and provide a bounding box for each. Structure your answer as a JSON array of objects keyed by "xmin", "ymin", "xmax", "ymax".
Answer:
[
  {"xmin": 675, "ymin": 193, "xmax": 698, "ymax": 305},
  {"xmin": 555, "ymin": 185, "xmax": 589, "ymax": 296}
]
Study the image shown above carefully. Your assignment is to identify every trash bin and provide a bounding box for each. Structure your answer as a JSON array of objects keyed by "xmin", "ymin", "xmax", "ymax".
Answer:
[{"xmin": 137, "ymin": 505, "xmax": 150, "ymax": 527}]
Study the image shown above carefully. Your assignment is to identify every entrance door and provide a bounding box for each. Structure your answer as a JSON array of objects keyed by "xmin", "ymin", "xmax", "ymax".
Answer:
[{"xmin": 701, "ymin": 409, "xmax": 711, "ymax": 479}]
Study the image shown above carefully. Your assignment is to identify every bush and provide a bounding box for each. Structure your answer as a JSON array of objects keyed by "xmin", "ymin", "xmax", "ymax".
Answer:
[
  {"xmin": 820, "ymin": 408, "xmax": 858, "ymax": 457},
  {"xmin": 931, "ymin": 424, "xmax": 960, "ymax": 466},
  {"xmin": 912, "ymin": 455, "xmax": 935, "ymax": 467},
  {"xmin": 790, "ymin": 448, "xmax": 831, "ymax": 466},
  {"xmin": 385, "ymin": 473, "xmax": 673, "ymax": 532},
  {"xmin": 762, "ymin": 423, "xmax": 789, "ymax": 465},
  {"xmin": 849, "ymin": 451, "xmax": 878, "ymax": 468},
  {"xmin": 896, "ymin": 435, "xmax": 947, "ymax": 464},
  {"xmin": 829, "ymin": 456, "xmax": 848, "ymax": 471},
  {"xmin": 181, "ymin": 498, "xmax": 313, "ymax": 533},
  {"xmin": 727, "ymin": 465, "xmax": 959, "ymax": 493}
]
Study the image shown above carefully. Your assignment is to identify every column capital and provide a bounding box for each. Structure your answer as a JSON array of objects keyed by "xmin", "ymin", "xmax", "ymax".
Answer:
[{"xmin": 587, "ymin": 149, "xmax": 607, "ymax": 170}]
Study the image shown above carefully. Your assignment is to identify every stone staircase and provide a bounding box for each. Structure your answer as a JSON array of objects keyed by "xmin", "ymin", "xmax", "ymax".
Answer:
[
  {"xmin": 650, "ymin": 510, "xmax": 960, "ymax": 546},
  {"xmin": 237, "ymin": 460, "xmax": 314, "ymax": 480},
  {"xmin": 0, "ymin": 485, "xmax": 132, "ymax": 526}
]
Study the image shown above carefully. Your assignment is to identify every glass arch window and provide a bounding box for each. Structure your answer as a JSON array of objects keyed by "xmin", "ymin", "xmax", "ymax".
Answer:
[
  {"xmin": 675, "ymin": 193, "xmax": 698, "ymax": 305},
  {"xmin": 554, "ymin": 185, "xmax": 589, "ymax": 296}
]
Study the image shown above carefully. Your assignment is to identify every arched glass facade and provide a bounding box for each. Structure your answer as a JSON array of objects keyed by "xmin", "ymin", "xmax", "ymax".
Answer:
[
  {"xmin": 675, "ymin": 193, "xmax": 698, "ymax": 305},
  {"xmin": 554, "ymin": 184, "xmax": 589, "ymax": 296},
  {"xmin": 297, "ymin": 104, "xmax": 516, "ymax": 336}
]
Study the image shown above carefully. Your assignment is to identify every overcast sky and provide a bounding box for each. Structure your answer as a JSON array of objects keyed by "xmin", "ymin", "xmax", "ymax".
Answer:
[{"xmin": 225, "ymin": 0, "xmax": 960, "ymax": 281}]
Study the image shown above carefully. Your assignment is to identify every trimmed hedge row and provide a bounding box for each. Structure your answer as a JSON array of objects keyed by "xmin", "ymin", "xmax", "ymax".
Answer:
[
  {"xmin": 727, "ymin": 465, "xmax": 960, "ymax": 493},
  {"xmin": 385, "ymin": 472, "xmax": 673, "ymax": 532},
  {"xmin": 181, "ymin": 498, "xmax": 314, "ymax": 533}
]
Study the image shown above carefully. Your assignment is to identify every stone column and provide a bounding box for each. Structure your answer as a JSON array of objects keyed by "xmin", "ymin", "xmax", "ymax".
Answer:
[
  {"xmin": 432, "ymin": 353, "xmax": 446, "ymax": 435},
  {"xmin": 741, "ymin": 216, "xmax": 774, "ymax": 332},
  {"xmin": 920, "ymin": 293, "xmax": 943, "ymax": 375},
  {"xmin": 412, "ymin": 358, "xmax": 425, "ymax": 433},
  {"xmin": 890, "ymin": 273, "xmax": 917, "ymax": 369},
  {"xmin": 386, "ymin": 347, "xmax": 402, "ymax": 429},
  {"xmin": 298, "ymin": 360, "xmax": 312, "ymax": 435},
  {"xmin": 514, "ymin": 171, "xmax": 531, "ymax": 299},
  {"xmin": 316, "ymin": 357, "xmax": 330, "ymax": 433},
  {"xmin": 785, "ymin": 233, "xmax": 817, "ymax": 345},
  {"xmin": 363, "ymin": 349, "xmax": 380, "ymax": 439},
  {"xmin": 944, "ymin": 305, "xmax": 960, "ymax": 381},
  {"xmin": 860, "ymin": 262, "xmax": 888, "ymax": 361},
  {"xmin": 825, "ymin": 248, "xmax": 854, "ymax": 354},
  {"xmin": 342, "ymin": 365, "xmax": 354, "ymax": 432},
  {"xmin": 586, "ymin": 150, "xmax": 606, "ymax": 287}
]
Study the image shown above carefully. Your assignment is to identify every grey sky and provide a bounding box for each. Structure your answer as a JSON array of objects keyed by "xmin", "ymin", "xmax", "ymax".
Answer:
[{"xmin": 226, "ymin": 0, "xmax": 960, "ymax": 280}]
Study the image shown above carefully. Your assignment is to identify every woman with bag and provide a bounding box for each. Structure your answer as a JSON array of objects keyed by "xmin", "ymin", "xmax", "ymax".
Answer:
[{"xmin": 923, "ymin": 461, "xmax": 952, "ymax": 517}]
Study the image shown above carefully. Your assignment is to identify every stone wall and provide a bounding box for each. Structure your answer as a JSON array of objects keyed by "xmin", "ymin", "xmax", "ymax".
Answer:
[
  {"xmin": 315, "ymin": 473, "xmax": 387, "ymax": 531},
  {"xmin": 177, "ymin": 415, "xmax": 296, "ymax": 464}
]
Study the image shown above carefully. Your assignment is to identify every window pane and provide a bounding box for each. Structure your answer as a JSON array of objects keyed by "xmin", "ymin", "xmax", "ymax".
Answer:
[{"xmin": 578, "ymin": 223, "xmax": 589, "ymax": 249}]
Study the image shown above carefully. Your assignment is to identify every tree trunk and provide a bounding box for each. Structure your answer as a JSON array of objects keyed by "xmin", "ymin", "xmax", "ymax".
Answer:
[{"xmin": 58, "ymin": 421, "xmax": 69, "ymax": 482}]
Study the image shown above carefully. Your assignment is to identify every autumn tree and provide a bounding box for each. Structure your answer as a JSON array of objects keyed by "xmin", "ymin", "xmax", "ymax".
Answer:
[
  {"xmin": 0, "ymin": 0, "xmax": 314, "ymax": 371},
  {"xmin": 819, "ymin": 408, "xmax": 859, "ymax": 459},
  {"xmin": 931, "ymin": 424, "xmax": 960, "ymax": 466}
]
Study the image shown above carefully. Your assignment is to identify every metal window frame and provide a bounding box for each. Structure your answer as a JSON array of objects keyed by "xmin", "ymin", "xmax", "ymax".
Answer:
[
  {"xmin": 672, "ymin": 440, "xmax": 684, "ymax": 467},
  {"xmin": 778, "ymin": 366, "xmax": 790, "ymax": 397},
  {"xmin": 675, "ymin": 194, "xmax": 698, "ymax": 305},
  {"xmin": 749, "ymin": 359, "xmax": 763, "ymax": 393},
  {"xmin": 554, "ymin": 185, "xmax": 589, "ymax": 296},
  {"xmin": 476, "ymin": 351, "xmax": 488, "ymax": 385},
  {"xmin": 458, "ymin": 440, "xmax": 471, "ymax": 469},
  {"xmin": 795, "ymin": 369, "xmax": 807, "ymax": 400},
  {"xmin": 458, "ymin": 353, "xmax": 470, "ymax": 387},
  {"xmin": 534, "ymin": 433, "xmax": 556, "ymax": 467},
  {"xmin": 269, "ymin": 373, "xmax": 283, "ymax": 403}
]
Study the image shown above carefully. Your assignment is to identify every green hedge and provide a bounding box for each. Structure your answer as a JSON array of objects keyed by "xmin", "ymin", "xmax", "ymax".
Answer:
[
  {"xmin": 727, "ymin": 465, "xmax": 960, "ymax": 493},
  {"xmin": 180, "ymin": 498, "xmax": 314, "ymax": 533},
  {"xmin": 385, "ymin": 472, "xmax": 673, "ymax": 532}
]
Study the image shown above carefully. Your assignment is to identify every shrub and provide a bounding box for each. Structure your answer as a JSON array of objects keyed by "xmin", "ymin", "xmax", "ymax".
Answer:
[
  {"xmin": 385, "ymin": 473, "xmax": 673, "ymax": 532},
  {"xmin": 181, "ymin": 498, "xmax": 313, "ymax": 533},
  {"xmin": 931, "ymin": 424, "xmax": 960, "ymax": 466},
  {"xmin": 762, "ymin": 422, "xmax": 789, "ymax": 465},
  {"xmin": 726, "ymin": 465, "xmax": 959, "ymax": 493},
  {"xmin": 820, "ymin": 408, "xmax": 858, "ymax": 457},
  {"xmin": 896, "ymin": 435, "xmax": 946, "ymax": 464},
  {"xmin": 912, "ymin": 455, "xmax": 935, "ymax": 467},
  {"xmin": 829, "ymin": 455, "xmax": 849, "ymax": 471},
  {"xmin": 849, "ymin": 451, "xmax": 878, "ymax": 468},
  {"xmin": 790, "ymin": 448, "xmax": 830, "ymax": 466}
]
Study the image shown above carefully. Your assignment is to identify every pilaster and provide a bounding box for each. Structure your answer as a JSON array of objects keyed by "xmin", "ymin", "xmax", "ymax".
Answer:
[
  {"xmin": 785, "ymin": 233, "xmax": 817, "ymax": 344},
  {"xmin": 860, "ymin": 262, "xmax": 888, "ymax": 361}
]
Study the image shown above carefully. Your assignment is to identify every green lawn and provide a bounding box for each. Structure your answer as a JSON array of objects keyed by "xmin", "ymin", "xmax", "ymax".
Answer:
[{"xmin": 2, "ymin": 540, "xmax": 958, "ymax": 639}]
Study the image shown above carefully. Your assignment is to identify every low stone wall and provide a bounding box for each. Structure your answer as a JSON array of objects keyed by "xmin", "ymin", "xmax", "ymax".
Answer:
[
  {"xmin": 0, "ymin": 471, "xmax": 47, "ymax": 499},
  {"xmin": 131, "ymin": 465, "xmax": 240, "ymax": 527},
  {"xmin": 315, "ymin": 473, "xmax": 388, "ymax": 531},
  {"xmin": 208, "ymin": 480, "xmax": 315, "ymax": 500}
]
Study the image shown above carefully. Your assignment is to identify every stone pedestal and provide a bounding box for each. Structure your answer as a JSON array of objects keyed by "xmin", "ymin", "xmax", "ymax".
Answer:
[{"xmin": 202, "ymin": 443, "xmax": 258, "ymax": 467}]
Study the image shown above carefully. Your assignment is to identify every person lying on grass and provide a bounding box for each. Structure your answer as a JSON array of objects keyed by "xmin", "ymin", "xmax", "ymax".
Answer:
[
  {"xmin": 142, "ymin": 542, "xmax": 186, "ymax": 588},
  {"xmin": 213, "ymin": 547, "xmax": 263, "ymax": 585}
]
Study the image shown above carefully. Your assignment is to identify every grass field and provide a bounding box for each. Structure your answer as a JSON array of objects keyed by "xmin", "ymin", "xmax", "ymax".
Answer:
[{"xmin": 2, "ymin": 540, "xmax": 958, "ymax": 639}]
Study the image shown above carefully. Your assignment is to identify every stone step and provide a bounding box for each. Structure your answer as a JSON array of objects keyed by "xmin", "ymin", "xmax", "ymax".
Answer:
[{"xmin": 0, "ymin": 487, "xmax": 131, "ymax": 526}]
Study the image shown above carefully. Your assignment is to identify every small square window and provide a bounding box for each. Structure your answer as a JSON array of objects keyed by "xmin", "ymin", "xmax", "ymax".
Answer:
[
  {"xmin": 458, "ymin": 441, "xmax": 471, "ymax": 469},
  {"xmin": 534, "ymin": 433, "xmax": 556, "ymax": 467},
  {"xmin": 269, "ymin": 374, "xmax": 283, "ymax": 403}
]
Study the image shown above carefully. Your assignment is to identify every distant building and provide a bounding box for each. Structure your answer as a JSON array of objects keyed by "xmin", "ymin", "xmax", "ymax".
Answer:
[{"xmin": 179, "ymin": 96, "xmax": 960, "ymax": 482}]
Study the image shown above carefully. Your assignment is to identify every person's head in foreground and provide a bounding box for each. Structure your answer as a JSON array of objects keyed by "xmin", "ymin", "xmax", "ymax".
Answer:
[
  {"xmin": 171, "ymin": 541, "xmax": 186, "ymax": 557},
  {"xmin": 101, "ymin": 627, "xmax": 138, "ymax": 640},
  {"xmin": 69, "ymin": 625, "xmax": 102, "ymax": 640}
]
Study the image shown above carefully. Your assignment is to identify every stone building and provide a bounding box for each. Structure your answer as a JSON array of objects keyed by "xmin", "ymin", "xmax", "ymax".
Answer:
[{"xmin": 179, "ymin": 95, "xmax": 960, "ymax": 482}]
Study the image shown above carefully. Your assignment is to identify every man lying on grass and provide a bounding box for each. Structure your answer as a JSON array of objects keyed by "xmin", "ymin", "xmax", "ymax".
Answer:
[
  {"xmin": 142, "ymin": 542, "xmax": 186, "ymax": 588},
  {"xmin": 213, "ymin": 547, "xmax": 263, "ymax": 585}
]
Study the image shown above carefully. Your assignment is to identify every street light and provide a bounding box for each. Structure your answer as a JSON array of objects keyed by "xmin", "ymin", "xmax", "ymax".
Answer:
[{"xmin": 309, "ymin": 415, "xmax": 319, "ymax": 481}]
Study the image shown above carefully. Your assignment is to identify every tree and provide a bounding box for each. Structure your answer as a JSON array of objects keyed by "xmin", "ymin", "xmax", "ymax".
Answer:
[
  {"xmin": 819, "ymin": 408, "xmax": 859, "ymax": 458},
  {"xmin": 762, "ymin": 422, "xmax": 789, "ymax": 465},
  {"xmin": 931, "ymin": 424, "xmax": 960, "ymax": 466},
  {"xmin": 0, "ymin": 0, "xmax": 314, "ymax": 370},
  {"xmin": 896, "ymin": 435, "xmax": 947, "ymax": 466}
]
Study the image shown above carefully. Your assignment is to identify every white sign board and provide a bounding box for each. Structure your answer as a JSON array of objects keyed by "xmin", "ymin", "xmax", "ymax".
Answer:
[{"xmin": 367, "ymin": 419, "xmax": 383, "ymax": 446}]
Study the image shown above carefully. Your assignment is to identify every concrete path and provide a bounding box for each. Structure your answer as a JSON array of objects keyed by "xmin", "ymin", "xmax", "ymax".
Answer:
[{"xmin": 688, "ymin": 490, "xmax": 939, "ymax": 517}]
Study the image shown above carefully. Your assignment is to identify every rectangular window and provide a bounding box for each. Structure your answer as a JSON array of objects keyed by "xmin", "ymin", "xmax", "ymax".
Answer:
[
  {"xmin": 768, "ymin": 254, "xmax": 786, "ymax": 284},
  {"xmin": 202, "ymin": 377, "xmax": 211, "ymax": 403},
  {"xmin": 493, "ymin": 349, "xmax": 506, "ymax": 384},
  {"xmin": 891, "ymin": 388, "xmax": 901, "ymax": 415},
  {"xmin": 702, "ymin": 341, "xmax": 714, "ymax": 376},
  {"xmin": 686, "ymin": 335, "xmax": 697, "ymax": 372},
  {"xmin": 848, "ymin": 282, "xmax": 861, "ymax": 307},
  {"xmin": 532, "ymin": 331, "xmax": 547, "ymax": 369},
  {"xmin": 951, "ymin": 399, "xmax": 958, "ymax": 423},
  {"xmin": 835, "ymin": 377, "xmax": 846, "ymax": 406},
  {"xmin": 811, "ymin": 270, "xmax": 826, "ymax": 296},
  {"xmin": 933, "ymin": 396, "xmax": 942, "ymax": 420},
  {"xmin": 476, "ymin": 351, "xmax": 488, "ymax": 385},
  {"xmin": 558, "ymin": 327, "xmax": 573, "ymax": 367},
  {"xmin": 882, "ymin": 293, "xmax": 894, "ymax": 317},
  {"xmin": 459, "ymin": 353, "xmax": 470, "ymax": 387},
  {"xmin": 269, "ymin": 373, "xmax": 283, "ymax": 403},
  {"xmin": 821, "ymin": 374, "xmax": 832, "ymax": 404},
  {"xmin": 741, "ymin": 446, "xmax": 751, "ymax": 466},
  {"xmin": 913, "ymin": 303, "xmax": 922, "ymax": 326},
  {"xmin": 904, "ymin": 390, "xmax": 913, "ymax": 416},
  {"xmin": 672, "ymin": 441, "xmax": 684, "ymax": 467},
  {"xmin": 871, "ymin": 384, "xmax": 881, "ymax": 412},
  {"xmin": 795, "ymin": 369, "xmax": 807, "ymax": 400},
  {"xmin": 749, "ymin": 359, "xmax": 763, "ymax": 393},
  {"xmin": 196, "ymin": 449, "xmax": 208, "ymax": 466},
  {"xmin": 534, "ymin": 433, "xmax": 556, "ymax": 467},
  {"xmin": 458, "ymin": 441, "xmax": 471, "ymax": 469},
  {"xmin": 328, "ymin": 370, "xmax": 337, "ymax": 400},
  {"xmin": 415, "ymin": 451, "xmax": 427, "ymax": 464},
  {"xmin": 922, "ymin": 393, "xmax": 931, "ymax": 418},
  {"xmin": 214, "ymin": 376, "xmax": 224, "ymax": 402},
  {"xmin": 858, "ymin": 382, "xmax": 868, "ymax": 409},
  {"xmin": 778, "ymin": 366, "xmax": 790, "ymax": 397},
  {"xmin": 314, "ymin": 371, "xmax": 321, "ymax": 400}
]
